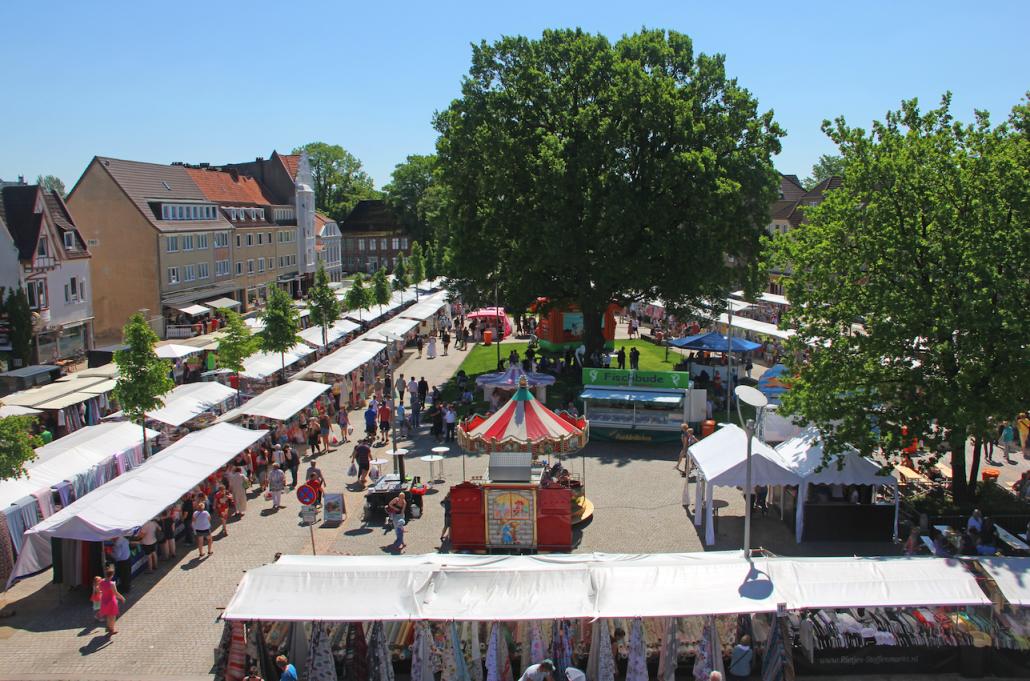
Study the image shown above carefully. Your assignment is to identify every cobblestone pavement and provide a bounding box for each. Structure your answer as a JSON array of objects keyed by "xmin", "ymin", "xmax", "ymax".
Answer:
[{"xmin": 0, "ymin": 334, "xmax": 895, "ymax": 680}]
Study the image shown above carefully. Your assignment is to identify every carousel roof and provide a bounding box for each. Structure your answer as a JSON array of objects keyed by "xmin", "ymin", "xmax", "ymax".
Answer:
[
  {"xmin": 458, "ymin": 378, "xmax": 588, "ymax": 455},
  {"xmin": 474, "ymin": 364, "xmax": 556, "ymax": 388}
]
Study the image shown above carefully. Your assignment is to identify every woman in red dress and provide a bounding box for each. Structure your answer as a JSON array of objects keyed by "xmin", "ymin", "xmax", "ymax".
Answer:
[
  {"xmin": 214, "ymin": 484, "xmax": 233, "ymax": 537},
  {"xmin": 98, "ymin": 564, "xmax": 126, "ymax": 635}
]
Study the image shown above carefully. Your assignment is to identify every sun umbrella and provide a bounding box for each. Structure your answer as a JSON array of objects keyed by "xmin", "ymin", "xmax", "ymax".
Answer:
[
  {"xmin": 458, "ymin": 377, "xmax": 588, "ymax": 455},
  {"xmin": 411, "ymin": 622, "xmax": 434, "ymax": 681},
  {"xmin": 367, "ymin": 621, "xmax": 395, "ymax": 681},
  {"xmin": 308, "ymin": 622, "xmax": 339, "ymax": 681},
  {"xmin": 656, "ymin": 618, "xmax": 678, "ymax": 681}
]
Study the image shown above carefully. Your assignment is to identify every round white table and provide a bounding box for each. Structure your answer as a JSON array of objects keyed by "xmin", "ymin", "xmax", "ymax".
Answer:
[
  {"xmin": 431, "ymin": 446, "xmax": 450, "ymax": 480},
  {"xmin": 421, "ymin": 454, "xmax": 444, "ymax": 486}
]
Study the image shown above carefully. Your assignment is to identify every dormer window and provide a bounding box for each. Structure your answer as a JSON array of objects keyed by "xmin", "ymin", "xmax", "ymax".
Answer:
[
  {"xmin": 63, "ymin": 232, "xmax": 76, "ymax": 251},
  {"xmin": 37, "ymin": 238, "xmax": 47, "ymax": 257}
]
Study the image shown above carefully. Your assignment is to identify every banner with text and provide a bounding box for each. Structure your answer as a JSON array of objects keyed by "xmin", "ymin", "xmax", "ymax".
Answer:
[{"xmin": 581, "ymin": 368, "xmax": 691, "ymax": 389}]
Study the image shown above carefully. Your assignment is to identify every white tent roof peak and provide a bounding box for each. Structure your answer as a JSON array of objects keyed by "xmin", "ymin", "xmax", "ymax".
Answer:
[
  {"xmin": 690, "ymin": 423, "xmax": 798, "ymax": 487},
  {"xmin": 776, "ymin": 427, "xmax": 896, "ymax": 486}
]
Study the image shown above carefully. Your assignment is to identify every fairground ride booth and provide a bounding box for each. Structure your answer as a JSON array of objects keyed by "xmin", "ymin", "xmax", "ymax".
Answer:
[
  {"xmin": 530, "ymin": 299, "xmax": 619, "ymax": 352},
  {"xmin": 453, "ymin": 379, "xmax": 590, "ymax": 552},
  {"xmin": 579, "ymin": 368, "xmax": 705, "ymax": 443}
]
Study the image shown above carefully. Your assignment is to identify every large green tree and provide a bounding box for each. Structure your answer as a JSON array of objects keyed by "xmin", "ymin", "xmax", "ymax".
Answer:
[
  {"xmin": 260, "ymin": 286, "xmax": 301, "ymax": 381},
  {"xmin": 383, "ymin": 154, "xmax": 444, "ymax": 243},
  {"xmin": 7, "ymin": 287, "xmax": 33, "ymax": 368},
  {"xmin": 307, "ymin": 262, "xmax": 341, "ymax": 348},
  {"xmin": 771, "ymin": 94, "xmax": 1030, "ymax": 502},
  {"xmin": 344, "ymin": 273, "xmax": 374, "ymax": 318},
  {"xmin": 293, "ymin": 142, "xmax": 379, "ymax": 222},
  {"xmin": 114, "ymin": 313, "xmax": 173, "ymax": 455},
  {"xmin": 802, "ymin": 154, "xmax": 845, "ymax": 190},
  {"xmin": 371, "ymin": 266, "xmax": 392, "ymax": 314},
  {"xmin": 36, "ymin": 175, "xmax": 66, "ymax": 197},
  {"xmin": 0, "ymin": 415, "xmax": 41, "ymax": 481},
  {"xmin": 216, "ymin": 309, "xmax": 256, "ymax": 401},
  {"xmin": 393, "ymin": 253, "xmax": 410, "ymax": 291},
  {"xmin": 435, "ymin": 28, "xmax": 782, "ymax": 355}
]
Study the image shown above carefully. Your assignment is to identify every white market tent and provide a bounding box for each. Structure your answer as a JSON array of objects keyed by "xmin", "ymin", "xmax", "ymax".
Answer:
[
  {"xmin": 219, "ymin": 380, "xmax": 330, "ymax": 422},
  {"xmin": 240, "ymin": 343, "xmax": 314, "ymax": 380},
  {"xmin": 8, "ymin": 423, "xmax": 266, "ymax": 586},
  {"xmin": 244, "ymin": 317, "xmax": 266, "ymax": 333},
  {"xmin": 776, "ymin": 428, "xmax": 900, "ymax": 542},
  {"xmin": 205, "ymin": 297, "xmax": 241, "ymax": 310},
  {"xmin": 169, "ymin": 303, "xmax": 211, "ymax": 317},
  {"xmin": 2, "ymin": 374, "xmax": 112, "ymax": 408},
  {"xmin": 298, "ymin": 319, "xmax": 360, "ymax": 349},
  {"xmin": 731, "ymin": 291, "xmax": 790, "ymax": 307},
  {"xmin": 0, "ymin": 422, "xmax": 160, "ymax": 510},
  {"xmin": 155, "ymin": 343, "xmax": 202, "ymax": 359},
  {"xmin": 686, "ymin": 424, "xmax": 800, "ymax": 545},
  {"xmin": 0, "ymin": 404, "xmax": 41, "ymax": 417},
  {"xmin": 374, "ymin": 316, "xmax": 421, "ymax": 339},
  {"xmin": 222, "ymin": 552, "xmax": 988, "ymax": 622},
  {"xmin": 141, "ymin": 382, "xmax": 236, "ymax": 427},
  {"xmin": 975, "ymin": 557, "xmax": 1030, "ymax": 606},
  {"xmin": 400, "ymin": 292, "xmax": 450, "ymax": 322},
  {"xmin": 718, "ymin": 313, "xmax": 795, "ymax": 341},
  {"xmin": 293, "ymin": 340, "xmax": 385, "ymax": 379}
]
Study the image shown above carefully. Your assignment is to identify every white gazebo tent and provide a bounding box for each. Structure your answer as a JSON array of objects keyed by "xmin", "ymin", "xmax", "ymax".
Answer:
[
  {"xmin": 292, "ymin": 340, "xmax": 385, "ymax": 380},
  {"xmin": 154, "ymin": 343, "xmax": 203, "ymax": 360},
  {"xmin": 133, "ymin": 381, "xmax": 237, "ymax": 427},
  {"xmin": 7, "ymin": 423, "xmax": 266, "ymax": 586},
  {"xmin": 975, "ymin": 557, "xmax": 1030, "ymax": 606},
  {"xmin": 240, "ymin": 343, "xmax": 314, "ymax": 380},
  {"xmin": 776, "ymin": 427, "xmax": 900, "ymax": 542},
  {"xmin": 218, "ymin": 380, "xmax": 330, "ymax": 423},
  {"xmin": 686, "ymin": 424, "xmax": 801, "ymax": 545},
  {"xmin": 298, "ymin": 319, "xmax": 360, "ymax": 349}
]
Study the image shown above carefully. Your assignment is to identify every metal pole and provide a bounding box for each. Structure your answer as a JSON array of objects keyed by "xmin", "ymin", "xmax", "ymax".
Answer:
[
  {"xmin": 390, "ymin": 348, "xmax": 405, "ymax": 480},
  {"xmin": 744, "ymin": 418, "xmax": 754, "ymax": 557},
  {"xmin": 310, "ymin": 521, "xmax": 317, "ymax": 555},
  {"xmin": 726, "ymin": 302, "xmax": 733, "ymax": 423},
  {"xmin": 495, "ymin": 279, "xmax": 501, "ymax": 370}
]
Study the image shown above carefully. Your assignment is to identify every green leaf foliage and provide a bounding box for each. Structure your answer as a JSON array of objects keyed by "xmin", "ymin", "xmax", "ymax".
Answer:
[
  {"xmin": 307, "ymin": 262, "xmax": 341, "ymax": 347},
  {"xmin": 802, "ymin": 154, "xmax": 845, "ymax": 190},
  {"xmin": 344, "ymin": 274, "xmax": 372, "ymax": 313},
  {"xmin": 434, "ymin": 28, "xmax": 783, "ymax": 354},
  {"xmin": 383, "ymin": 154, "xmax": 443, "ymax": 243},
  {"xmin": 36, "ymin": 175, "xmax": 66, "ymax": 198},
  {"xmin": 392, "ymin": 254, "xmax": 410, "ymax": 290},
  {"xmin": 770, "ymin": 93, "xmax": 1030, "ymax": 501},
  {"xmin": 292, "ymin": 142, "xmax": 380, "ymax": 222},
  {"xmin": 7, "ymin": 287, "xmax": 33, "ymax": 367},
  {"xmin": 409, "ymin": 242, "xmax": 427, "ymax": 285},
  {"xmin": 0, "ymin": 415, "xmax": 41, "ymax": 481},
  {"xmin": 114, "ymin": 313, "xmax": 174, "ymax": 424},
  {"xmin": 372, "ymin": 267, "xmax": 392, "ymax": 310},
  {"xmin": 217, "ymin": 309, "xmax": 256, "ymax": 374}
]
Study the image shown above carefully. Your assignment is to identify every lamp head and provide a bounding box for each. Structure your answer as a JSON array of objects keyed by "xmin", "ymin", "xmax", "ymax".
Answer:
[{"xmin": 735, "ymin": 385, "xmax": 768, "ymax": 408}]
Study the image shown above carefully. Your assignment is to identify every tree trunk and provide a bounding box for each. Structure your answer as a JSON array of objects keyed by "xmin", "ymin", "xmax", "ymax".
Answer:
[
  {"xmin": 141, "ymin": 417, "xmax": 149, "ymax": 459},
  {"xmin": 950, "ymin": 431, "xmax": 969, "ymax": 502},
  {"xmin": 281, "ymin": 352, "xmax": 286, "ymax": 384},
  {"xmin": 322, "ymin": 325, "xmax": 328, "ymax": 350},
  {"xmin": 967, "ymin": 435, "xmax": 983, "ymax": 495},
  {"xmin": 580, "ymin": 303, "xmax": 606, "ymax": 363},
  {"xmin": 235, "ymin": 372, "xmax": 241, "ymax": 408}
]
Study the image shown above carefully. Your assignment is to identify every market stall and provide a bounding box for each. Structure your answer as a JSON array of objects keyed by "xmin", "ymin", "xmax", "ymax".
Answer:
[
  {"xmin": 107, "ymin": 382, "xmax": 237, "ymax": 443},
  {"xmin": 971, "ymin": 557, "xmax": 1030, "ymax": 677},
  {"xmin": 467, "ymin": 307, "xmax": 511, "ymax": 341},
  {"xmin": 454, "ymin": 379, "xmax": 589, "ymax": 551},
  {"xmin": 240, "ymin": 343, "xmax": 315, "ymax": 383},
  {"xmin": 669, "ymin": 331, "xmax": 759, "ymax": 385},
  {"xmin": 298, "ymin": 319, "xmax": 360, "ymax": 350},
  {"xmin": 218, "ymin": 380, "xmax": 330, "ymax": 423},
  {"xmin": 686, "ymin": 423, "xmax": 800, "ymax": 545},
  {"xmin": 7, "ymin": 422, "xmax": 266, "ymax": 587},
  {"xmin": 579, "ymin": 368, "xmax": 703, "ymax": 442},
  {"xmin": 775, "ymin": 428, "xmax": 900, "ymax": 542},
  {"xmin": 2, "ymin": 372, "xmax": 117, "ymax": 434},
  {"xmin": 293, "ymin": 340, "xmax": 386, "ymax": 408},
  {"xmin": 399, "ymin": 291, "xmax": 451, "ymax": 334}
]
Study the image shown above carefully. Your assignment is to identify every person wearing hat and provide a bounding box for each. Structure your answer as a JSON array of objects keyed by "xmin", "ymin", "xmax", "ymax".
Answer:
[{"xmin": 518, "ymin": 660, "xmax": 554, "ymax": 681}]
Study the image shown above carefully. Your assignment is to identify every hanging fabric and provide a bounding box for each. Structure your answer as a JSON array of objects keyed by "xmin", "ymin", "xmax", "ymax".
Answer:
[
  {"xmin": 625, "ymin": 618, "xmax": 648, "ymax": 681},
  {"xmin": 441, "ymin": 623, "xmax": 459, "ymax": 681},
  {"xmin": 657, "ymin": 618, "xmax": 678, "ymax": 681},
  {"xmin": 587, "ymin": 618, "xmax": 615, "ymax": 681},
  {"xmin": 289, "ymin": 621, "xmax": 310, "ymax": 677},
  {"xmin": 253, "ymin": 621, "xmax": 276, "ymax": 681},
  {"xmin": 225, "ymin": 620, "xmax": 247, "ymax": 681},
  {"xmin": 0, "ymin": 512, "xmax": 15, "ymax": 585},
  {"xmin": 411, "ymin": 622, "xmax": 434, "ymax": 681},
  {"xmin": 367, "ymin": 621, "xmax": 395, "ymax": 681},
  {"xmin": 308, "ymin": 622, "xmax": 339, "ymax": 681},
  {"xmin": 344, "ymin": 622, "xmax": 369, "ymax": 681},
  {"xmin": 450, "ymin": 622, "xmax": 472, "ymax": 681},
  {"xmin": 31, "ymin": 489, "xmax": 55, "ymax": 519},
  {"xmin": 760, "ymin": 615, "xmax": 794, "ymax": 681},
  {"xmin": 692, "ymin": 616, "xmax": 724, "ymax": 681},
  {"xmin": 530, "ymin": 622, "xmax": 546, "ymax": 666},
  {"xmin": 486, "ymin": 622, "xmax": 513, "ymax": 681},
  {"xmin": 468, "ymin": 621, "xmax": 483, "ymax": 681}
]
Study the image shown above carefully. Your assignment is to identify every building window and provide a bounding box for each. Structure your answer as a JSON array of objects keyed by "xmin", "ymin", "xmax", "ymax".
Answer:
[
  {"xmin": 214, "ymin": 232, "xmax": 229, "ymax": 247},
  {"xmin": 26, "ymin": 280, "xmax": 46, "ymax": 309},
  {"xmin": 183, "ymin": 264, "xmax": 196, "ymax": 282},
  {"xmin": 368, "ymin": 239, "xmax": 375, "ymax": 251},
  {"xmin": 268, "ymin": 257, "xmax": 275, "ymax": 270},
  {"xmin": 196, "ymin": 233, "xmax": 209, "ymax": 249},
  {"xmin": 247, "ymin": 259, "xmax": 254, "ymax": 274},
  {"xmin": 257, "ymin": 233, "xmax": 263, "ymax": 245},
  {"xmin": 198, "ymin": 262, "xmax": 209, "ymax": 279},
  {"xmin": 216, "ymin": 259, "xmax": 230, "ymax": 276},
  {"xmin": 267, "ymin": 232, "xmax": 272, "ymax": 243},
  {"xmin": 392, "ymin": 238, "xmax": 400, "ymax": 250},
  {"xmin": 182, "ymin": 234, "xmax": 194, "ymax": 251},
  {"xmin": 401, "ymin": 237, "xmax": 408, "ymax": 249},
  {"xmin": 258, "ymin": 257, "xmax": 265, "ymax": 273},
  {"xmin": 380, "ymin": 239, "xmax": 387, "ymax": 250},
  {"xmin": 246, "ymin": 233, "xmax": 253, "ymax": 247},
  {"xmin": 236, "ymin": 261, "xmax": 243, "ymax": 275},
  {"xmin": 166, "ymin": 236, "xmax": 179, "ymax": 252},
  {"xmin": 63, "ymin": 232, "xmax": 76, "ymax": 251},
  {"xmin": 168, "ymin": 267, "xmax": 180, "ymax": 284}
]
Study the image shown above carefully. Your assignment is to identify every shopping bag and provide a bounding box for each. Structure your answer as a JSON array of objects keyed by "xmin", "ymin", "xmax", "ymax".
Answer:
[
  {"xmin": 347, "ymin": 462, "xmax": 358, "ymax": 477},
  {"xmin": 331, "ymin": 434, "xmax": 340, "ymax": 445},
  {"xmin": 369, "ymin": 467, "xmax": 381, "ymax": 482}
]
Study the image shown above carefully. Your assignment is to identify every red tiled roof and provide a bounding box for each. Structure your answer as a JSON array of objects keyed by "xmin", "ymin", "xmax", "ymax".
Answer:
[
  {"xmin": 185, "ymin": 167, "xmax": 276, "ymax": 205},
  {"xmin": 279, "ymin": 154, "xmax": 300, "ymax": 180}
]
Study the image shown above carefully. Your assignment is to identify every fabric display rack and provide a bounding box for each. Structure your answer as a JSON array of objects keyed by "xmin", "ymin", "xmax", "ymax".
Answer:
[{"xmin": 54, "ymin": 394, "xmax": 110, "ymax": 433}]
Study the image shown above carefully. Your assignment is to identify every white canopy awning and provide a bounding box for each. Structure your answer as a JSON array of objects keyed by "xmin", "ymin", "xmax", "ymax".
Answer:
[
  {"xmin": 222, "ymin": 552, "xmax": 988, "ymax": 622},
  {"xmin": 9, "ymin": 423, "xmax": 267, "ymax": 586},
  {"xmin": 400, "ymin": 292, "xmax": 449, "ymax": 322},
  {"xmin": 205, "ymin": 297, "xmax": 240, "ymax": 310},
  {"xmin": 719, "ymin": 313, "xmax": 795, "ymax": 340},
  {"xmin": 142, "ymin": 382, "xmax": 236, "ymax": 427},
  {"xmin": 373, "ymin": 316, "xmax": 421, "ymax": 340},
  {"xmin": 2, "ymin": 375, "xmax": 110, "ymax": 408},
  {"xmin": 732, "ymin": 291, "xmax": 790, "ymax": 307},
  {"xmin": 976, "ymin": 557, "xmax": 1030, "ymax": 606},
  {"xmin": 0, "ymin": 404, "xmax": 41, "ymax": 417},
  {"xmin": 155, "ymin": 343, "xmax": 202, "ymax": 359},
  {"xmin": 170, "ymin": 303, "xmax": 211, "ymax": 316},
  {"xmin": 240, "ymin": 343, "xmax": 314, "ymax": 380},
  {"xmin": 0, "ymin": 422, "xmax": 159, "ymax": 510},
  {"xmin": 244, "ymin": 317, "xmax": 266, "ymax": 332},
  {"xmin": 776, "ymin": 427, "xmax": 899, "ymax": 542},
  {"xmin": 293, "ymin": 340, "xmax": 385, "ymax": 379},
  {"xmin": 687, "ymin": 424, "xmax": 800, "ymax": 545},
  {"xmin": 220, "ymin": 380, "xmax": 330, "ymax": 422},
  {"xmin": 298, "ymin": 319, "xmax": 360, "ymax": 348}
]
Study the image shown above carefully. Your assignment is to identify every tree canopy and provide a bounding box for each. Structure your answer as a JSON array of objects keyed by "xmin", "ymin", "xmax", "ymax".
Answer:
[
  {"xmin": 383, "ymin": 154, "xmax": 445, "ymax": 243},
  {"xmin": 393, "ymin": 253, "xmax": 410, "ymax": 290},
  {"xmin": 114, "ymin": 313, "xmax": 173, "ymax": 452},
  {"xmin": 307, "ymin": 262, "xmax": 341, "ymax": 348},
  {"xmin": 292, "ymin": 142, "xmax": 379, "ymax": 222},
  {"xmin": 344, "ymin": 274, "xmax": 373, "ymax": 316},
  {"xmin": 802, "ymin": 154, "xmax": 845, "ymax": 189},
  {"xmin": 0, "ymin": 415, "xmax": 40, "ymax": 481},
  {"xmin": 36, "ymin": 174, "xmax": 66, "ymax": 197},
  {"xmin": 409, "ymin": 242, "xmax": 426, "ymax": 285},
  {"xmin": 5, "ymin": 287, "xmax": 32, "ymax": 368},
  {"xmin": 371, "ymin": 267, "xmax": 392, "ymax": 312},
  {"xmin": 770, "ymin": 94, "xmax": 1030, "ymax": 501},
  {"xmin": 217, "ymin": 309, "xmax": 256, "ymax": 396},
  {"xmin": 260, "ymin": 286, "xmax": 301, "ymax": 380},
  {"xmin": 434, "ymin": 28, "xmax": 782, "ymax": 354}
]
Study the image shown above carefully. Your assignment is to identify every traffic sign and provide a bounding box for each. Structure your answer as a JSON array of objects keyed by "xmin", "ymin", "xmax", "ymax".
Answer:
[{"xmin": 296, "ymin": 483, "xmax": 317, "ymax": 506}]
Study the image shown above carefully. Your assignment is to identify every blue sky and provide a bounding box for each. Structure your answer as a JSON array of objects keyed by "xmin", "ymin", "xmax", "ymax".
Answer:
[{"xmin": 1, "ymin": 1, "xmax": 1026, "ymax": 189}]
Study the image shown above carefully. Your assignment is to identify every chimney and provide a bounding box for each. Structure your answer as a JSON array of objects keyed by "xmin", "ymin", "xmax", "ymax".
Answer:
[
  {"xmin": 17, "ymin": 175, "xmax": 25, "ymax": 184},
  {"xmin": 255, "ymin": 157, "xmax": 264, "ymax": 162},
  {"xmin": 229, "ymin": 168, "xmax": 239, "ymax": 181},
  {"xmin": 199, "ymin": 162, "xmax": 210, "ymax": 168}
]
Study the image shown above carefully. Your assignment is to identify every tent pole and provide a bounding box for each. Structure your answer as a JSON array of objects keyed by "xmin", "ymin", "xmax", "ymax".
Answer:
[{"xmin": 726, "ymin": 303, "xmax": 733, "ymax": 423}]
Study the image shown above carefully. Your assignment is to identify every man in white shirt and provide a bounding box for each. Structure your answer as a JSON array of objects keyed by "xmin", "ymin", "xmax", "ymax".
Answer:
[
  {"xmin": 518, "ymin": 660, "xmax": 554, "ymax": 681},
  {"xmin": 138, "ymin": 518, "xmax": 160, "ymax": 573}
]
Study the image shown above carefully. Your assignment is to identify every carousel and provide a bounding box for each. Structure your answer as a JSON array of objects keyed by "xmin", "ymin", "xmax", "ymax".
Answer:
[
  {"xmin": 451, "ymin": 377, "xmax": 592, "ymax": 552},
  {"xmin": 474, "ymin": 364, "xmax": 556, "ymax": 405}
]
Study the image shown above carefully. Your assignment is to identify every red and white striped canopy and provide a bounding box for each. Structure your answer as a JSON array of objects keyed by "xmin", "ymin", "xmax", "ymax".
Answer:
[{"xmin": 458, "ymin": 383, "xmax": 588, "ymax": 455}]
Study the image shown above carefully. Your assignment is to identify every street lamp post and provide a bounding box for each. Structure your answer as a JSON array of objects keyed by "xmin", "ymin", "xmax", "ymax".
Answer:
[
  {"xmin": 494, "ymin": 278, "xmax": 501, "ymax": 370},
  {"xmin": 380, "ymin": 331, "xmax": 406, "ymax": 479},
  {"xmin": 734, "ymin": 385, "xmax": 768, "ymax": 557}
]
